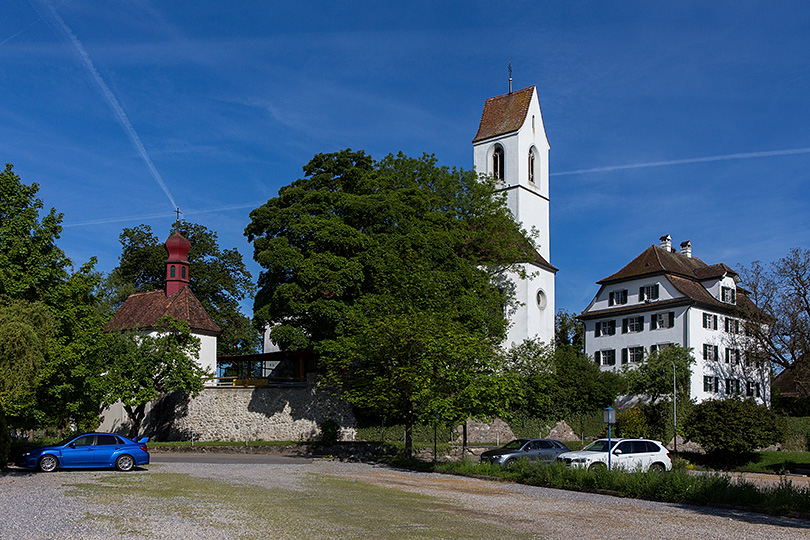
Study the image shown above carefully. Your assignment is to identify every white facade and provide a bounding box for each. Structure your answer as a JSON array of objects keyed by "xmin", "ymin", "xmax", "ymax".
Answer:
[
  {"xmin": 473, "ymin": 86, "xmax": 556, "ymax": 347},
  {"xmin": 580, "ymin": 237, "xmax": 768, "ymax": 405}
]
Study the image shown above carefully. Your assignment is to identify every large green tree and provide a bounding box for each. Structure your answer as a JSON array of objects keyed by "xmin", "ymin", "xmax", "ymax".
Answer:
[
  {"xmin": 100, "ymin": 317, "xmax": 207, "ymax": 438},
  {"xmin": 105, "ymin": 221, "xmax": 259, "ymax": 355},
  {"xmin": 246, "ymin": 150, "xmax": 534, "ymax": 456},
  {"xmin": 0, "ymin": 163, "xmax": 71, "ymax": 302},
  {"xmin": 0, "ymin": 164, "xmax": 107, "ymax": 430}
]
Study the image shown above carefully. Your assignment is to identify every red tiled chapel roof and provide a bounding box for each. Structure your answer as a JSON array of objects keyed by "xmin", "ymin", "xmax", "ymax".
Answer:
[{"xmin": 103, "ymin": 286, "xmax": 221, "ymax": 335}]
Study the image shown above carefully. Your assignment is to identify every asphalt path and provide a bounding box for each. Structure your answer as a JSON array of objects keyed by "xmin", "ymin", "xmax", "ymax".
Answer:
[{"xmin": 150, "ymin": 451, "xmax": 313, "ymax": 465}]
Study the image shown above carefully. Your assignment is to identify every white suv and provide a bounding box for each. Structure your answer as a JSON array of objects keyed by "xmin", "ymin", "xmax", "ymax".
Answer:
[{"xmin": 557, "ymin": 438, "xmax": 671, "ymax": 472}]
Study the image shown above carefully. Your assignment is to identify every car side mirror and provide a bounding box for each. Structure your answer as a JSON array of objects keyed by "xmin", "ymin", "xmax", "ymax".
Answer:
[
  {"xmin": 613, "ymin": 449, "xmax": 622, "ymax": 455},
  {"xmin": 68, "ymin": 443, "xmax": 76, "ymax": 449}
]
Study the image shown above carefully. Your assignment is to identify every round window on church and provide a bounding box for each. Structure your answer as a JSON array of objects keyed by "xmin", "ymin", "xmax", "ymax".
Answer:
[{"xmin": 536, "ymin": 289, "xmax": 547, "ymax": 310}]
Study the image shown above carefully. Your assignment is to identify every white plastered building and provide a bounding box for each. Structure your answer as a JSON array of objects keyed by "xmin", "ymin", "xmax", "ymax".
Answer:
[
  {"xmin": 472, "ymin": 85, "xmax": 557, "ymax": 347},
  {"xmin": 578, "ymin": 235, "xmax": 769, "ymax": 404}
]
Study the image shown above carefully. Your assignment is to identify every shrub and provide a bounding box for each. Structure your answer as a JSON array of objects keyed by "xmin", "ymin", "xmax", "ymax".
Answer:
[
  {"xmin": 319, "ymin": 419, "xmax": 341, "ymax": 446},
  {"xmin": 683, "ymin": 398, "xmax": 784, "ymax": 454},
  {"xmin": 617, "ymin": 407, "xmax": 651, "ymax": 438}
]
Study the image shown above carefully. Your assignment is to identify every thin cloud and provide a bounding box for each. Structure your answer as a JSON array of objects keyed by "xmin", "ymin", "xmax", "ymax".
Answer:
[
  {"xmin": 63, "ymin": 202, "xmax": 264, "ymax": 228},
  {"xmin": 552, "ymin": 147, "xmax": 810, "ymax": 176},
  {"xmin": 29, "ymin": 0, "xmax": 177, "ymax": 209}
]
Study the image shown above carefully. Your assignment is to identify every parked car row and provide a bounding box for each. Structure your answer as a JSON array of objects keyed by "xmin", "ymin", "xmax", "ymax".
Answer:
[
  {"xmin": 481, "ymin": 437, "xmax": 672, "ymax": 472},
  {"xmin": 17, "ymin": 432, "xmax": 150, "ymax": 472}
]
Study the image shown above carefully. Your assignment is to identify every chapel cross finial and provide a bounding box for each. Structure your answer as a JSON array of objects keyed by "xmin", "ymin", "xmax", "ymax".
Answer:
[
  {"xmin": 508, "ymin": 59, "xmax": 513, "ymax": 93},
  {"xmin": 174, "ymin": 206, "xmax": 182, "ymax": 222}
]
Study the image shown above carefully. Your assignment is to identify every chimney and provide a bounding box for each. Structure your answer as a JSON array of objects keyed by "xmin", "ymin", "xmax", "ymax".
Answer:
[
  {"xmin": 659, "ymin": 234, "xmax": 672, "ymax": 252},
  {"xmin": 165, "ymin": 232, "xmax": 191, "ymax": 296},
  {"xmin": 680, "ymin": 240, "xmax": 692, "ymax": 258}
]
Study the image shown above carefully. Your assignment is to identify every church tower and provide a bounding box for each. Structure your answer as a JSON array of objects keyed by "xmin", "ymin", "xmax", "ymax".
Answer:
[{"xmin": 473, "ymin": 85, "xmax": 556, "ymax": 346}]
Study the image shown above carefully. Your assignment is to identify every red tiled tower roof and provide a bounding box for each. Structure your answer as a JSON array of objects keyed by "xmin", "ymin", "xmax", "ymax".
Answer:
[{"xmin": 472, "ymin": 86, "xmax": 535, "ymax": 143}]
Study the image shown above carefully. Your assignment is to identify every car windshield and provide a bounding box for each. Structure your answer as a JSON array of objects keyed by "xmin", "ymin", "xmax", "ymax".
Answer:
[
  {"xmin": 500, "ymin": 439, "xmax": 528, "ymax": 450},
  {"xmin": 581, "ymin": 440, "xmax": 616, "ymax": 452}
]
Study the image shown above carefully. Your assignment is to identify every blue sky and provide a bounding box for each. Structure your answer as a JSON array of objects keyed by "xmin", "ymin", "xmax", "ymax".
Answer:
[{"xmin": 2, "ymin": 1, "xmax": 809, "ymax": 317}]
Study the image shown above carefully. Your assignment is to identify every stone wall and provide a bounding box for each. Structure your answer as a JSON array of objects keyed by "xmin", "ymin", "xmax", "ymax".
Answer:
[{"xmin": 98, "ymin": 381, "xmax": 356, "ymax": 442}]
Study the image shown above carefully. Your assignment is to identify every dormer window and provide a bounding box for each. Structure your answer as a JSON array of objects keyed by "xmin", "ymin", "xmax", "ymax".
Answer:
[
  {"xmin": 492, "ymin": 145, "xmax": 505, "ymax": 181},
  {"xmin": 609, "ymin": 289, "xmax": 628, "ymax": 306},
  {"xmin": 721, "ymin": 286, "xmax": 736, "ymax": 304},
  {"xmin": 639, "ymin": 284, "xmax": 659, "ymax": 302}
]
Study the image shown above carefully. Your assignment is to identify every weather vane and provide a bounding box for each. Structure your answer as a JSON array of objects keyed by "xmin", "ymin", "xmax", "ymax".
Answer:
[
  {"xmin": 508, "ymin": 59, "xmax": 513, "ymax": 93},
  {"xmin": 174, "ymin": 206, "xmax": 182, "ymax": 222}
]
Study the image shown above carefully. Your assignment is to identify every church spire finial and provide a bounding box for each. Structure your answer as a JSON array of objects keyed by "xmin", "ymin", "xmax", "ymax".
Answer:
[
  {"xmin": 174, "ymin": 206, "xmax": 182, "ymax": 223},
  {"xmin": 508, "ymin": 59, "xmax": 513, "ymax": 94}
]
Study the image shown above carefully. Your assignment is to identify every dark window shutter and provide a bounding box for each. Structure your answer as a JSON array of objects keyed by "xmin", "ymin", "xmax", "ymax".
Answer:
[
  {"xmin": 668, "ymin": 312, "xmax": 675, "ymax": 328},
  {"xmin": 651, "ymin": 314, "xmax": 657, "ymax": 330},
  {"xmin": 639, "ymin": 287, "xmax": 645, "ymax": 301},
  {"xmin": 609, "ymin": 292, "xmax": 615, "ymax": 306},
  {"xmin": 595, "ymin": 324, "xmax": 601, "ymax": 337},
  {"xmin": 609, "ymin": 320, "xmax": 616, "ymax": 335},
  {"xmin": 594, "ymin": 351, "xmax": 601, "ymax": 364},
  {"xmin": 621, "ymin": 348, "xmax": 628, "ymax": 364},
  {"xmin": 638, "ymin": 317, "xmax": 644, "ymax": 331},
  {"xmin": 654, "ymin": 284, "xmax": 660, "ymax": 298},
  {"xmin": 622, "ymin": 318, "xmax": 628, "ymax": 333}
]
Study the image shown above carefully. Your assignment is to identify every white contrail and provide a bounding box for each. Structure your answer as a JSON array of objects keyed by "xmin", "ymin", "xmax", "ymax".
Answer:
[
  {"xmin": 30, "ymin": 0, "xmax": 177, "ymax": 209},
  {"xmin": 551, "ymin": 147, "xmax": 810, "ymax": 176}
]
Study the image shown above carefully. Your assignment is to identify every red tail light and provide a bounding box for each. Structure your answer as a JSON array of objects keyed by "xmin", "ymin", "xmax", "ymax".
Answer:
[{"xmin": 140, "ymin": 445, "xmax": 149, "ymax": 452}]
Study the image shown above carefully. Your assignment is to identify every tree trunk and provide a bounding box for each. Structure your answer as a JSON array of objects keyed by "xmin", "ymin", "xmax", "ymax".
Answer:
[
  {"xmin": 462, "ymin": 420, "xmax": 468, "ymax": 459},
  {"xmin": 124, "ymin": 403, "xmax": 146, "ymax": 439},
  {"xmin": 404, "ymin": 405, "xmax": 414, "ymax": 459}
]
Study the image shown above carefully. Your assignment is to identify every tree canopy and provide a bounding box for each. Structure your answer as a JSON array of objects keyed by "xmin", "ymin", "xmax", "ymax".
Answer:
[
  {"xmin": 0, "ymin": 163, "xmax": 108, "ymax": 430},
  {"xmin": 245, "ymin": 149, "xmax": 535, "ymax": 456},
  {"xmin": 623, "ymin": 345, "xmax": 695, "ymax": 404},
  {"xmin": 105, "ymin": 221, "xmax": 258, "ymax": 355}
]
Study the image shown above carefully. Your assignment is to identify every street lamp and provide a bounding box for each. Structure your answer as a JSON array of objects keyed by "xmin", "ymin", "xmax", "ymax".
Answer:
[{"xmin": 603, "ymin": 406, "xmax": 616, "ymax": 470}]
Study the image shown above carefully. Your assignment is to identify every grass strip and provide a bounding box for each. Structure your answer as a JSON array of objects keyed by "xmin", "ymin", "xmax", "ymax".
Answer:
[{"xmin": 434, "ymin": 459, "xmax": 810, "ymax": 517}]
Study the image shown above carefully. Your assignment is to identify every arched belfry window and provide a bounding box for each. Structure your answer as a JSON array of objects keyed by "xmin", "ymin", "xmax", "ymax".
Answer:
[
  {"xmin": 170, "ymin": 265, "xmax": 176, "ymax": 278},
  {"xmin": 492, "ymin": 145, "xmax": 505, "ymax": 181},
  {"xmin": 528, "ymin": 148, "xmax": 536, "ymax": 184},
  {"xmin": 181, "ymin": 266, "xmax": 186, "ymax": 279}
]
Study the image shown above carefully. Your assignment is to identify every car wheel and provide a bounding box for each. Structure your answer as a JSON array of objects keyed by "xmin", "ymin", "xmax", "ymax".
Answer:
[
  {"xmin": 649, "ymin": 462, "xmax": 666, "ymax": 473},
  {"xmin": 589, "ymin": 462, "xmax": 607, "ymax": 471},
  {"xmin": 115, "ymin": 454, "xmax": 135, "ymax": 472},
  {"xmin": 38, "ymin": 455, "xmax": 58, "ymax": 473}
]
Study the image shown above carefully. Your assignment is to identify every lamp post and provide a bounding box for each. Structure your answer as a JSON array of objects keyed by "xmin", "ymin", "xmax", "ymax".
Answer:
[{"xmin": 603, "ymin": 407, "xmax": 616, "ymax": 470}]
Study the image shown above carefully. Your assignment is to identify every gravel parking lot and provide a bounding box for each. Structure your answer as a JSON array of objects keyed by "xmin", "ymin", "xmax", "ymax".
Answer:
[{"xmin": 2, "ymin": 458, "xmax": 810, "ymax": 539}]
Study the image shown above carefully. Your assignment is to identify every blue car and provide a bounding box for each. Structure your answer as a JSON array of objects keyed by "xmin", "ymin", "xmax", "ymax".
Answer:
[{"xmin": 19, "ymin": 432, "xmax": 150, "ymax": 472}]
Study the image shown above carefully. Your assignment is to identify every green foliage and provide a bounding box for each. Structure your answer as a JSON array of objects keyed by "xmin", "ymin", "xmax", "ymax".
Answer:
[
  {"xmin": 101, "ymin": 316, "xmax": 208, "ymax": 437},
  {"xmin": 105, "ymin": 222, "xmax": 258, "ymax": 355},
  {"xmin": 436, "ymin": 460, "xmax": 810, "ymax": 516},
  {"xmin": 0, "ymin": 163, "xmax": 71, "ymax": 302},
  {"xmin": 781, "ymin": 417, "xmax": 810, "ymax": 451},
  {"xmin": 617, "ymin": 406, "xmax": 652, "ymax": 438},
  {"xmin": 0, "ymin": 298, "xmax": 54, "ymax": 420},
  {"xmin": 319, "ymin": 419, "xmax": 341, "ymax": 445},
  {"xmin": 623, "ymin": 345, "xmax": 694, "ymax": 404},
  {"xmin": 247, "ymin": 150, "xmax": 534, "ymax": 457},
  {"xmin": 504, "ymin": 339, "xmax": 623, "ymax": 427},
  {"xmin": 554, "ymin": 310, "xmax": 584, "ymax": 354},
  {"xmin": 684, "ymin": 398, "xmax": 785, "ymax": 454}
]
